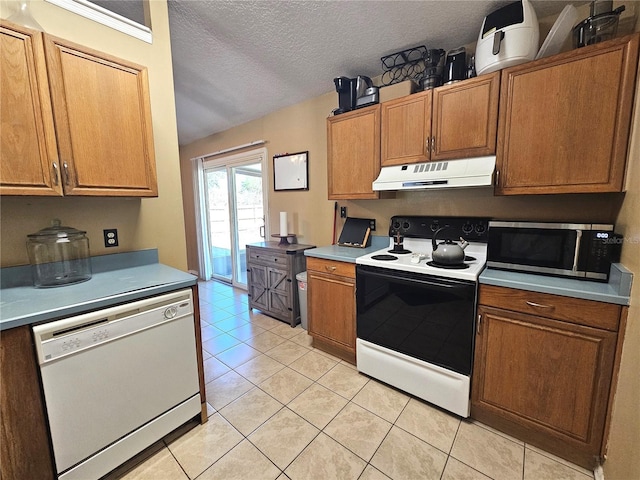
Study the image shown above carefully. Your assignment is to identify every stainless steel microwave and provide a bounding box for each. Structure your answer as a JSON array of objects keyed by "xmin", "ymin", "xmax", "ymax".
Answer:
[{"xmin": 487, "ymin": 221, "xmax": 622, "ymax": 281}]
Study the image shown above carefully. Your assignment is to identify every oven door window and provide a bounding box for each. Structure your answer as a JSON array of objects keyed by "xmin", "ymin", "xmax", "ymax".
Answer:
[{"xmin": 356, "ymin": 265, "xmax": 476, "ymax": 376}]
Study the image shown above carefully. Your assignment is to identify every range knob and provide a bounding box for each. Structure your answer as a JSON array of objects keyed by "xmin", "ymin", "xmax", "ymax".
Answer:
[
  {"xmin": 392, "ymin": 220, "xmax": 401, "ymax": 230},
  {"xmin": 430, "ymin": 222, "xmax": 440, "ymax": 232},
  {"xmin": 462, "ymin": 222, "xmax": 474, "ymax": 235},
  {"xmin": 402, "ymin": 221, "xmax": 410, "ymax": 230},
  {"xmin": 475, "ymin": 223, "xmax": 487, "ymax": 234}
]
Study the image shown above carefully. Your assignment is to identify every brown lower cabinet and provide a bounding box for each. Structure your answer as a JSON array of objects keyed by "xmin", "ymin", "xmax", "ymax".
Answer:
[
  {"xmin": 472, "ymin": 284, "xmax": 626, "ymax": 469},
  {"xmin": 0, "ymin": 325, "xmax": 56, "ymax": 480},
  {"xmin": 307, "ymin": 257, "xmax": 356, "ymax": 364}
]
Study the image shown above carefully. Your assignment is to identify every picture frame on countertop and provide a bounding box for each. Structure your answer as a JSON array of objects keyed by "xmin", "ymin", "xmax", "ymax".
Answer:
[{"xmin": 273, "ymin": 151, "xmax": 309, "ymax": 191}]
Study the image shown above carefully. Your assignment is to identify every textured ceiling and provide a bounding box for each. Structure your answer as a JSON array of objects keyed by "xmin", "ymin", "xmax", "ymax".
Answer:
[{"xmin": 167, "ymin": 0, "xmax": 582, "ymax": 146}]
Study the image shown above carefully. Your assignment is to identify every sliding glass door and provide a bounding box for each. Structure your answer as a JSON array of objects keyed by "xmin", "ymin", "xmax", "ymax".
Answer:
[
  {"xmin": 200, "ymin": 149, "xmax": 268, "ymax": 288},
  {"xmin": 203, "ymin": 167, "xmax": 233, "ymax": 282}
]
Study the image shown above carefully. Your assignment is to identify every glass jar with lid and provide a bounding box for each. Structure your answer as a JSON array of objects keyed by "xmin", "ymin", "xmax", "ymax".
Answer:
[{"xmin": 26, "ymin": 219, "xmax": 92, "ymax": 288}]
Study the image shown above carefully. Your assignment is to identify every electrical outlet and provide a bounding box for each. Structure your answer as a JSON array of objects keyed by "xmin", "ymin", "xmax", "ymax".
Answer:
[
  {"xmin": 103, "ymin": 229, "xmax": 119, "ymax": 247},
  {"xmin": 369, "ymin": 219, "xmax": 376, "ymax": 231},
  {"xmin": 340, "ymin": 206, "xmax": 347, "ymax": 218}
]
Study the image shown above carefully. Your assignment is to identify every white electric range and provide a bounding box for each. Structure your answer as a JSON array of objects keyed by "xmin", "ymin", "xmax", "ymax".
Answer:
[{"xmin": 355, "ymin": 216, "xmax": 489, "ymax": 417}]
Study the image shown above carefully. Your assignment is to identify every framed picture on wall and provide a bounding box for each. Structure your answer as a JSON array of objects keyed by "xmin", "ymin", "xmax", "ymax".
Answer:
[{"xmin": 273, "ymin": 151, "xmax": 309, "ymax": 191}]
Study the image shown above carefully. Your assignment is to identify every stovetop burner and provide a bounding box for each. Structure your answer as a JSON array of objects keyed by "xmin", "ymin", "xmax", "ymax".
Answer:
[
  {"xmin": 372, "ymin": 254, "xmax": 398, "ymax": 261},
  {"xmin": 426, "ymin": 256, "xmax": 476, "ymax": 269},
  {"xmin": 356, "ymin": 216, "xmax": 489, "ymax": 282},
  {"xmin": 426, "ymin": 261, "xmax": 470, "ymax": 270}
]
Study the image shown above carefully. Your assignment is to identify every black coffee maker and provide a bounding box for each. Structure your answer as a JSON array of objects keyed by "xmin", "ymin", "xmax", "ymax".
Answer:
[
  {"xmin": 333, "ymin": 76, "xmax": 377, "ymax": 114},
  {"xmin": 334, "ymin": 77, "xmax": 356, "ymax": 114}
]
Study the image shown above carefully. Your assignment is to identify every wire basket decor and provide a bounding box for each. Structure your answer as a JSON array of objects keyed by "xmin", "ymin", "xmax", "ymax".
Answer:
[{"xmin": 380, "ymin": 45, "xmax": 427, "ymax": 86}]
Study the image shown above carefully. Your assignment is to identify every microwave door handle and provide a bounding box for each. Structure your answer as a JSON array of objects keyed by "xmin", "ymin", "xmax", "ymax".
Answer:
[{"xmin": 573, "ymin": 230, "xmax": 582, "ymax": 271}]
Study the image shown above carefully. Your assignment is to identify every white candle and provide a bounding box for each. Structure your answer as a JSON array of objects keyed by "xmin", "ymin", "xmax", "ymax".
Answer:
[{"xmin": 279, "ymin": 212, "xmax": 288, "ymax": 237}]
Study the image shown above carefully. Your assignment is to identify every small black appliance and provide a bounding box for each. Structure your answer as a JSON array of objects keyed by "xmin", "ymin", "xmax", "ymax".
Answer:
[
  {"xmin": 333, "ymin": 76, "xmax": 357, "ymax": 114},
  {"xmin": 443, "ymin": 47, "xmax": 467, "ymax": 84},
  {"xmin": 420, "ymin": 48, "xmax": 445, "ymax": 90},
  {"xmin": 333, "ymin": 75, "xmax": 379, "ymax": 114}
]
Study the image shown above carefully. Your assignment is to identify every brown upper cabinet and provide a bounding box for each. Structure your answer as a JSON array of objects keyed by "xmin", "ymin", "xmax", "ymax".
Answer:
[
  {"xmin": 327, "ymin": 104, "xmax": 381, "ymax": 199},
  {"xmin": 495, "ymin": 33, "xmax": 639, "ymax": 195},
  {"xmin": 1, "ymin": 21, "xmax": 60, "ymax": 195},
  {"xmin": 0, "ymin": 21, "xmax": 158, "ymax": 197},
  {"xmin": 381, "ymin": 72, "xmax": 500, "ymax": 167}
]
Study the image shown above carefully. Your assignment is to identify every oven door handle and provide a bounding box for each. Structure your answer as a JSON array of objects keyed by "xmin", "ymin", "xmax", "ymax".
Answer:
[{"xmin": 358, "ymin": 267, "xmax": 470, "ymax": 291}]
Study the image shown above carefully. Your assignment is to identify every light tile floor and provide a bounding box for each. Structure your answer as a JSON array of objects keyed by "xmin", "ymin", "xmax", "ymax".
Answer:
[{"xmin": 119, "ymin": 280, "xmax": 595, "ymax": 480}]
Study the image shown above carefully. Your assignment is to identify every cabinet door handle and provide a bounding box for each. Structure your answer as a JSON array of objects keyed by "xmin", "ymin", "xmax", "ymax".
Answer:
[
  {"xmin": 476, "ymin": 314, "xmax": 482, "ymax": 335},
  {"xmin": 526, "ymin": 301, "xmax": 555, "ymax": 310},
  {"xmin": 495, "ymin": 169, "xmax": 500, "ymax": 186},
  {"xmin": 325, "ymin": 265, "xmax": 337, "ymax": 272},
  {"xmin": 431, "ymin": 136, "xmax": 436, "ymax": 154},
  {"xmin": 52, "ymin": 162, "xmax": 59, "ymax": 186},
  {"xmin": 62, "ymin": 162, "xmax": 71, "ymax": 186},
  {"xmin": 425, "ymin": 137, "xmax": 430, "ymax": 154}
]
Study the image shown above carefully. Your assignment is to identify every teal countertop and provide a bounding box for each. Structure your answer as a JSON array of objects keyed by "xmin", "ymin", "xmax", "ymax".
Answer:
[
  {"xmin": 303, "ymin": 237, "xmax": 633, "ymax": 305},
  {"xmin": 479, "ymin": 263, "xmax": 633, "ymax": 306},
  {"xmin": 0, "ymin": 250, "xmax": 197, "ymax": 330},
  {"xmin": 304, "ymin": 236, "xmax": 389, "ymax": 263}
]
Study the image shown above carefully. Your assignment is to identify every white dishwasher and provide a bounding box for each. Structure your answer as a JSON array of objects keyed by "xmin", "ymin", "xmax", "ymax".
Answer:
[{"xmin": 33, "ymin": 288, "xmax": 201, "ymax": 480}]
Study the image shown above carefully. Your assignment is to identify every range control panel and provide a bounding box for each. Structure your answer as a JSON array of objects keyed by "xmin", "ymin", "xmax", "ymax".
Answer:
[{"xmin": 388, "ymin": 216, "xmax": 490, "ymax": 242}]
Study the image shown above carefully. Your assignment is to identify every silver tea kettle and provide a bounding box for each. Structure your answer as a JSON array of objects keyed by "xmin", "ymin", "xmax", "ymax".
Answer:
[{"xmin": 431, "ymin": 226, "xmax": 469, "ymax": 265}]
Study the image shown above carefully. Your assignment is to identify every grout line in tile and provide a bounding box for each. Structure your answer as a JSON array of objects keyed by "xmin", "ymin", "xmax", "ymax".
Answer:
[
  {"xmin": 448, "ymin": 414, "xmax": 462, "ymax": 456},
  {"xmin": 315, "ymin": 362, "xmax": 369, "ymax": 401},
  {"xmin": 245, "ymin": 407, "xmax": 322, "ymax": 474},
  {"xmin": 470, "ymin": 418, "xmax": 525, "ymax": 445},
  {"xmin": 521, "ymin": 436, "xmax": 526, "ymax": 480},
  {"xmin": 440, "ymin": 456, "xmax": 495, "ymax": 480},
  {"xmin": 389, "ymin": 418, "xmax": 455, "ymax": 460},
  {"xmin": 524, "ymin": 445, "xmax": 595, "ymax": 479},
  {"xmin": 164, "ymin": 442, "xmax": 190, "ymax": 480}
]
